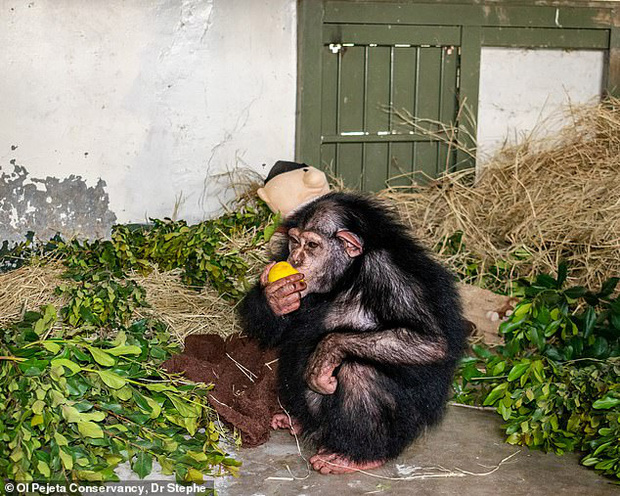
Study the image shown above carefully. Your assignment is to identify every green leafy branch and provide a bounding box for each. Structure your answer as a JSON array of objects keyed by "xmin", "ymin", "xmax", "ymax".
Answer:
[
  {"xmin": 454, "ymin": 264, "xmax": 620, "ymax": 480},
  {"xmin": 0, "ymin": 311, "xmax": 240, "ymax": 483}
]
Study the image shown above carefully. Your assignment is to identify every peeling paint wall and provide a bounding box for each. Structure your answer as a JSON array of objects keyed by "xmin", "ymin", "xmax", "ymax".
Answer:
[
  {"xmin": 0, "ymin": 162, "xmax": 116, "ymax": 243},
  {"xmin": 0, "ymin": 0, "xmax": 296, "ymax": 241}
]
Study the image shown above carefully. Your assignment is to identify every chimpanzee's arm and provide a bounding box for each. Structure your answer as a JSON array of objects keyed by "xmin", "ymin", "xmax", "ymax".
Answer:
[
  {"xmin": 336, "ymin": 329, "xmax": 447, "ymax": 365},
  {"xmin": 238, "ymin": 283, "xmax": 289, "ymax": 348},
  {"xmin": 305, "ymin": 329, "xmax": 447, "ymax": 394}
]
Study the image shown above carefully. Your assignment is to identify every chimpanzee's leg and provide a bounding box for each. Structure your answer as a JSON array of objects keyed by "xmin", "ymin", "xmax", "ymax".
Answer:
[{"xmin": 309, "ymin": 362, "xmax": 409, "ymax": 475}]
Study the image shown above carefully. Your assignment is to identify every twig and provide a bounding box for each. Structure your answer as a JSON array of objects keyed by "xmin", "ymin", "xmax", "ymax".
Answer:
[
  {"xmin": 264, "ymin": 358, "xmax": 279, "ymax": 370},
  {"xmin": 316, "ymin": 450, "xmax": 521, "ymax": 481},
  {"xmin": 226, "ymin": 352, "xmax": 257, "ymax": 383},
  {"xmin": 277, "ymin": 397, "xmax": 311, "ymax": 480},
  {"xmin": 448, "ymin": 402, "xmax": 496, "ymax": 411}
]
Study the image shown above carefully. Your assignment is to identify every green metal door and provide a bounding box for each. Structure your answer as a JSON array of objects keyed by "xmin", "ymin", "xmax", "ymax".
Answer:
[{"xmin": 320, "ymin": 25, "xmax": 461, "ymax": 190}]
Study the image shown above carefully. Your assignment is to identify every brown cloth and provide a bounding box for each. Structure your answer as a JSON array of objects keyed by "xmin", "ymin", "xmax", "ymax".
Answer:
[{"xmin": 162, "ymin": 334, "xmax": 281, "ymax": 447}]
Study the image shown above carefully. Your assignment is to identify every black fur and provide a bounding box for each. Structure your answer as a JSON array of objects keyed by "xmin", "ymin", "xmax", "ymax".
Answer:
[{"xmin": 238, "ymin": 192, "xmax": 466, "ymax": 462}]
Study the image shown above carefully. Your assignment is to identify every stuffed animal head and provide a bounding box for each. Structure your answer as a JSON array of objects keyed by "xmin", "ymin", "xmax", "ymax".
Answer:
[{"xmin": 257, "ymin": 161, "xmax": 330, "ymax": 217}]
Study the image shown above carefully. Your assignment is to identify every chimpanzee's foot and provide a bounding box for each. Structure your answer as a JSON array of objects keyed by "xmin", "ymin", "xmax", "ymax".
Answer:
[
  {"xmin": 309, "ymin": 452, "xmax": 385, "ymax": 475},
  {"xmin": 270, "ymin": 413, "xmax": 303, "ymax": 435}
]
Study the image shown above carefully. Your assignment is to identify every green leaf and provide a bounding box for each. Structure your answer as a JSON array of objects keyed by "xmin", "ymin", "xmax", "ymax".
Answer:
[
  {"xmin": 106, "ymin": 345, "xmax": 141, "ymax": 356},
  {"xmin": 38, "ymin": 459, "xmax": 51, "ymax": 478},
  {"xmin": 556, "ymin": 262, "xmax": 567, "ymax": 287},
  {"xmin": 132, "ymin": 452, "xmax": 153, "ymax": 479},
  {"xmin": 144, "ymin": 383, "xmax": 177, "ymax": 393},
  {"xmin": 508, "ymin": 362, "xmax": 530, "ymax": 382},
  {"xmin": 51, "ymin": 358, "xmax": 82, "ymax": 375},
  {"xmin": 564, "ymin": 286, "xmax": 587, "ymax": 299},
  {"xmin": 59, "ymin": 448, "xmax": 73, "ymax": 470},
  {"xmin": 597, "ymin": 277, "xmax": 619, "ymax": 297},
  {"xmin": 76, "ymin": 471, "xmax": 104, "ymax": 482},
  {"xmin": 62, "ymin": 405, "xmax": 83, "ymax": 423},
  {"xmin": 590, "ymin": 337, "xmax": 609, "ymax": 358},
  {"xmin": 132, "ymin": 390, "xmax": 152, "ymax": 413},
  {"xmin": 78, "ymin": 421, "xmax": 104, "ymax": 439},
  {"xmin": 82, "ymin": 411, "xmax": 106, "ymax": 422},
  {"xmin": 535, "ymin": 274, "xmax": 558, "ymax": 289},
  {"xmin": 31, "ymin": 414, "xmax": 44, "ymax": 427},
  {"xmin": 164, "ymin": 393, "xmax": 199, "ymax": 418},
  {"xmin": 263, "ymin": 223, "xmax": 277, "ymax": 242},
  {"xmin": 32, "ymin": 399, "xmax": 45, "ymax": 415},
  {"xmin": 42, "ymin": 341, "xmax": 62, "ymax": 354},
  {"xmin": 582, "ymin": 307, "xmax": 596, "ymax": 339},
  {"xmin": 86, "ymin": 346, "xmax": 116, "ymax": 367},
  {"xmin": 483, "ymin": 383, "xmax": 508, "ymax": 406},
  {"xmin": 18, "ymin": 358, "xmax": 49, "ymax": 376},
  {"xmin": 95, "ymin": 370, "xmax": 127, "ymax": 389},
  {"xmin": 527, "ymin": 327, "xmax": 545, "ymax": 351},
  {"xmin": 593, "ymin": 441, "xmax": 612, "ymax": 457},
  {"xmin": 543, "ymin": 320, "xmax": 561, "ymax": 338},
  {"xmin": 581, "ymin": 456, "xmax": 599, "ymax": 467},
  {"xmin": 110, "ymin": 330, "xmax": 127, "ymax": 346},
  {"xmin": 513, "ymin": 303, "xmax": 532, "ymax": 319},
  {"xmin": 145, "ymin": 397, "xmax": 162, "ymax": 419},
  {"xmin": 54, "ymin": 432, "xmax": 69, "ymax": 446},
  {"xmin": 592, "ymin": 397, "xmax": 620, "ymax": 410},
  {"xmin": 116, "ymin": 386, "xmax": 133, "ymax": 401}
]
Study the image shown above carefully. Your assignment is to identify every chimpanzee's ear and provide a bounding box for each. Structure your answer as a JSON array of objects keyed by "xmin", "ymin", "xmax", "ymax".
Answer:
[{"xmin": 336, "ymin": 230, "xmax": 363, "ymax": 257}]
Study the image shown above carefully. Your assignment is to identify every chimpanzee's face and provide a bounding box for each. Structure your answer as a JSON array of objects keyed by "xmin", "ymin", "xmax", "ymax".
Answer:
[{"xmin": 287, "ymin": 227, "xmax": 353, "ymax": 295}]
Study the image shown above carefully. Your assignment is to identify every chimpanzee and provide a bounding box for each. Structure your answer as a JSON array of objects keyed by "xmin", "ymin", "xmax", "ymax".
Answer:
[{"xmin": 239, "ymin": 192, "xmax": 466, "ymax": 474}]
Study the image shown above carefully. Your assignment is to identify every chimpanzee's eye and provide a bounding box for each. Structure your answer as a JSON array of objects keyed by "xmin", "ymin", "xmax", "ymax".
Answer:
[
  {"xmin": 308, "ymin": 241, "xmax": 319, "ymax": 249},
  {"xmin": 290, "ymin": 237, "xmax": 300, "ymax": 245}
]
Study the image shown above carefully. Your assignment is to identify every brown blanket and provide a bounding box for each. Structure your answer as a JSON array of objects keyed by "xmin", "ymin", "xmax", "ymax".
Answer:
[{"xmin": 162, "ymin": 334, "xmax": 280, "ymax": 447}]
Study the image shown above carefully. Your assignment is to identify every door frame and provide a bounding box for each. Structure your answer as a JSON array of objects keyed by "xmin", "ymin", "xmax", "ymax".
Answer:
[{"xmin": 296, "ymin": 0, "xmax": 620, "ymax": 171}]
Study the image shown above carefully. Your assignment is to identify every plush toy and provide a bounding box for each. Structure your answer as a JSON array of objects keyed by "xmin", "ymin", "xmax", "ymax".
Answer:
[{"xmin": 257, "ymin": 161, "xmax": 330, "ymax": 218}]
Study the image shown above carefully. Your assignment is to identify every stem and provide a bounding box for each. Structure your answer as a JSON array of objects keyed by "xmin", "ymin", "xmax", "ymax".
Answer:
[
  {"xmin": 98, "ymin": 406, "xmax": 168, "ymax": 441},
  {"xmin": 470, "ymin": 375, "xmax": 508, "ymax": 381},
  {"xmin": 563, "ymin": 357, "xmax": 619, "ymax": 365},
  {"xmin": 0, "ymin": 356, "xmax": 26, "ymax": 362},
  {"xmin": 82, "ymin": 367, "xmax": 211, "ymax": 409},
  {"xmin": 23, "ymin": 339, "xmax": 66, "ymax": 349}
]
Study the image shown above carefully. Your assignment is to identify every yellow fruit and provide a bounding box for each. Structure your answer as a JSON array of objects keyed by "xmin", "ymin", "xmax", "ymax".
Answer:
[{"xmin": 268, "ymin": 261, "xmax": 300, "ymax": 283}]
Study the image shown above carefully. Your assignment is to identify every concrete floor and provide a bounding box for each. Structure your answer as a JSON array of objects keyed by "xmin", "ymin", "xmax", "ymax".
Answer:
[{"xmin": 214, "ymin": 405, "xmax": 617, "ymax": 496}]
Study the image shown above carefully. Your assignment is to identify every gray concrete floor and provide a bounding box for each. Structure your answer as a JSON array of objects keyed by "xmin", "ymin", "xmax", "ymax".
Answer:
[{"xmin": 214, "ymin": 405, "xmax": 618, "ymax": 496}]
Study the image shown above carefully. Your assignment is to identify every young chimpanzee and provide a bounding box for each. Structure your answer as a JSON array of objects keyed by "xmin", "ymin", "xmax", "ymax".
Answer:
[{"xmin": 239, "ymin": 192, "xmax": 466, "ymax": 474}]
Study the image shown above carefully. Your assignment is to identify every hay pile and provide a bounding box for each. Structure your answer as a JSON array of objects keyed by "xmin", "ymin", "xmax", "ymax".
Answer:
[
  {"xmin": 132, "ymin": 267, "xmax": 238, "ymax": 343},
  {"xmin": 381, "ymin": 98, "xmax": 620, "ymax": 292},
  {"xmin": 0, "ymin": 261, "xmax": 65, "ymax": 328},
  {"xmin": 0, "ymin": 263, "xmax": 240, "ymax": 344}
]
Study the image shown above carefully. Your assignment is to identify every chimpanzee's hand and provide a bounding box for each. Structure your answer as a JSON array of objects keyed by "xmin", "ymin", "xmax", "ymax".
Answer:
[
  {"xmin": 260, "ymin": 262, "xmax": 306, "ymax": 316},
  {"xmin": 305, "ymin": 334, "xmax": 345, "ymax": 395}
]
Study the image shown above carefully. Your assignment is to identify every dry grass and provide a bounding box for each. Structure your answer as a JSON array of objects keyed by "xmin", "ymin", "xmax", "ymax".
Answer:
[
  {"xmin": 132, "ymin": 267, "xmax": 239, "ymax": 343},
  {"xmin": 0, "ymin": 260, "xmax": 66, "ymax": 328},
  {"xmin": 0, "ymin": 262, "xmax": 241, "ymax": 345},
  {"xmin": 381, "ymin": 98, "xmax": 620, "ymax": 292}
]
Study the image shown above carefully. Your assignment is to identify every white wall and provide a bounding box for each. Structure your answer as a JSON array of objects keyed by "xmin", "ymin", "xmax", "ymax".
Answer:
[
  {"xmin": 0, "ymin": 0, "xmax": 297, "ymax": 229},
  {"xmin": 477, "ymin": 48, "xmax": 605, "ymax": 162}
]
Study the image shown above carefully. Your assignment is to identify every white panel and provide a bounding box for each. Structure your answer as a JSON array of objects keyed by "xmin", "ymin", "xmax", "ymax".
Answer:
[{"xmin": 477, "ymin": 48, "xmax": 604, "ymax": 164}]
